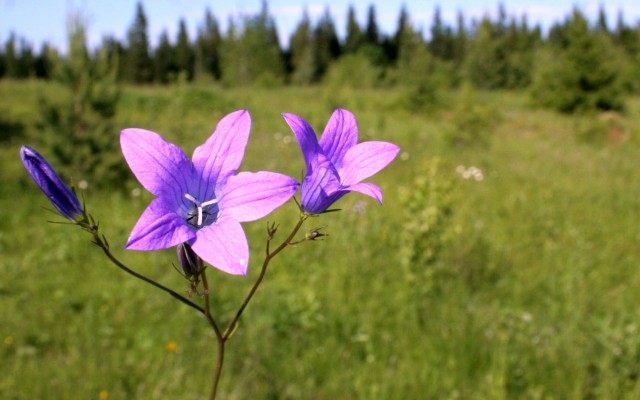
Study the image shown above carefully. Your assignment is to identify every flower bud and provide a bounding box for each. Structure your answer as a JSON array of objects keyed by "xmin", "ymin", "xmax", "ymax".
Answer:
[
  {"xmin": 176, "ymin": 243, "xmax": 199, "ymax": 278},
  {"xmin": 20, "ymin": 145, "xmax": 84, "ymax": 221},
  {"xmin": 305, "ymin": 227, "xmax": 327, "ymax": 241}
]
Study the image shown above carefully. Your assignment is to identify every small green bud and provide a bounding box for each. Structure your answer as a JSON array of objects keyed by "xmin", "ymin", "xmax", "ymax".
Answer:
[{"xmin": 305, "ymin": 227, "xmax": 327, "ymax": 241}]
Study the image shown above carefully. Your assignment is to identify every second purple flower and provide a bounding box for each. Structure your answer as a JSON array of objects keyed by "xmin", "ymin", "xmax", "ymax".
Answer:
[{"xmin": 282, "ymin": 109, "xmax": 399, "ymax": 214}]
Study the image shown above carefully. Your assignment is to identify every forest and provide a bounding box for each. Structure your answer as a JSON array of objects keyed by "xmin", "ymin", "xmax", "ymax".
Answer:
[{"xmin": 1, "ymin": 1, "xmax": 638, "ymax": 113}]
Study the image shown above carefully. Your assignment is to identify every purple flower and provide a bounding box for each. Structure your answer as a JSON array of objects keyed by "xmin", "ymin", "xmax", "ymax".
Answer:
[
  {"xmin": 121, "ymin": 110, "xmax": 299, "ymax": 276},
  {"xmin": 282, "ymin": 109, "xmax": 399, "ymax": 214},
  {"xmin": 20, "ymin": 145, "xmax": 84, "ymax": 221}
]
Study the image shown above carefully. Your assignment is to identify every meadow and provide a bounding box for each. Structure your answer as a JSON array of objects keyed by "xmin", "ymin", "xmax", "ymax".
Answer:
[{"xmin": 1, "ymin": 79, "xmax": 640, "ymax": 399}]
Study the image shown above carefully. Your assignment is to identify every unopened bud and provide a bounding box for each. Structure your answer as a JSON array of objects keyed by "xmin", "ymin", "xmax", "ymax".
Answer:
[
  {"xmin": 305, "ymin": 227, "xmax": 327, "ymax": 241},
  {"xmin": 267, "ymin": 221, "xmax": 278, "ymax": 240},
  {"xmin": 20, "ymin": 145, "xmax": 84, "ymax": 221},
  {"xmin": 176, "ymin": 243, "xmax": 199, "ymax": 278}
]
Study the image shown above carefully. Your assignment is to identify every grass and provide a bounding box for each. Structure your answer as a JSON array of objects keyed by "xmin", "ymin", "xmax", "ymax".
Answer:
[{"xmin": 1, "ymin": 79, "xmax": 640, "ymax": 399}]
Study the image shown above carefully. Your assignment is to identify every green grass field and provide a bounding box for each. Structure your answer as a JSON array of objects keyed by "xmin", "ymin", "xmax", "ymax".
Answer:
[{"xmin": 2, "ymin": 79, "xmax": 640, "ymax": 399}]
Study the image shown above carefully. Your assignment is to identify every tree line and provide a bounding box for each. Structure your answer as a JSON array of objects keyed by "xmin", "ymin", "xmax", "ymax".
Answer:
[{"xmin": 2, "ymin": 1, "xmax": 640, "ymax": 112}]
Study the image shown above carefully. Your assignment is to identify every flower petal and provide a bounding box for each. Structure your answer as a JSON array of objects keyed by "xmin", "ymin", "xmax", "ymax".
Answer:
[
  {"xmin": 222, "ymin": 171, "xmax": 299, "ymax": 222},
  {"xmin": 190, "ymin": 216, "xmax": 249, "ymax": 276},
  {"xmin": 340, "ymin": 141, "xmax": 400, "ymax": 186},
  {"xmin": 282, "ymin": 112, "xmax": 321, "ymax": 167},
  {"xmin": 125, "ymin": 197, "xmax": 196, "ymax": 251},
  {"xmin": 301, "ymin": 154, "xmax": 343, "ymax": 214},
  {"xmin": 121, "ymin": 128, "xmax": 192, "ymax": 199},
  {"xmin": 319, "ymin": 109, "xmax": 358, "ymax": 168},
  {"xmin": 343, "ymin": 182, "xmax": 383, "ymax": 204},
  {"xmin": 192, "ymin": 110, "xmax": 250, "ymax": 199}
]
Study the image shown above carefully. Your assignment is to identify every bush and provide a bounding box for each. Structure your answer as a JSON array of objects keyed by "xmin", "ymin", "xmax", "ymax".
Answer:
[
  {"xmin": 36, "ymin": 16, "xmax": 126, "ymax": 189},
  {"xmin": 530, "ymin": 11, "xmax": 625, "ymax": 114}
]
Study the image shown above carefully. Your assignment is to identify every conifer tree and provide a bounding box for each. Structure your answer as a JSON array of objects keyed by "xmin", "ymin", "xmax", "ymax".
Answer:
[
  {"xmin": 289, "ymin": 8, "xmax": 314, "ymax": 84},
  {"xmin": 597, "ymin": 5, "xmax": 609, "ymax": 35},
  {"xmin": 196, "ymin": 9, "xmax": 222, "ymax": 80},
  {"xmin": 34, "ymin": 43, "xmax": 54, "ymax": 79},
  {"xmin": 4, "ymin": 33, "xmax": 19, "ymax": 78},
  {"xmin": 0, "ymin": 46, "xmax": 5, "ymax": 78},
  {"xmin": 532, "ymin": 8, "xmax": 624, "ymax": 112},
  {"xmin": 154, "ymin": 30, "xmax": 175, "ymax": 84},
  {"xmin": 393, "ymin": 13, "xmax": 440, "ymax": 111},
  {"xmin": 465, "ymin": 17, "xmax": 505, "ymax": 89},
  {"xmin": 364, "ymin": 4, "xmax": 380, "ymax": 46},
  {"xmin": 102, "ymin": 35, "xmax": 126, "ymax": 82},
  {"xmin": 124, "ymin": 2, "xmax": 152, "ymax": 83},
  {"xmin": 17, "ymin": 37, "xmax": 35, "ymax": 78},
  {"xmin": 37, "ymin": 14, "xmax": 125, "ymax": 187},
  {"xmin": 387, "ymin": 5, "xmax": 410, "ymax": 64},
  {"xmin": 452, "ymin": 11, "xmax": 468, "ymax": 66},
  {"xmin": 344, "ymin": 5, "xmax": 363, "ymax": 54},
  {"xmin": 221, "ymin": 0, "xmax": 285, "ymax": 86},
  {"xmin": 429, "ymin": 6, "xmax": 454, "ymax": 60},
  {"xmin": 312, "ymin": 7, "xmax": 341, "ymax": 81},
  {"xmin": 175, "ymin": 19, "xmax": 195, "ymax": 80}
]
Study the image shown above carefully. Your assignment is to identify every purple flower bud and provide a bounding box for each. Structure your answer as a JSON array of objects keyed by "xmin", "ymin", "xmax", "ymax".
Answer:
[
  {"xmin": 176, "ymin": 243, "xmax": 199, "ymax": 279},
  {"xmin": 20, "ymin": 145, "xmax": 84, "ymax": 221}
]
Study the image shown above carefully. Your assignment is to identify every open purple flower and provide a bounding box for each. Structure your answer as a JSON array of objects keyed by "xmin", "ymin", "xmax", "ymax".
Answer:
[
  {"xmin": 121, "ymin": 110, "xmax": 299, "ymax": 276},
  {"xmin": 282, "ymin": 109, "xmax": 399, "ymax": 214},
  {"xmin": 20, "ymin": 145, "xmax": 84, "ymax": 221}
]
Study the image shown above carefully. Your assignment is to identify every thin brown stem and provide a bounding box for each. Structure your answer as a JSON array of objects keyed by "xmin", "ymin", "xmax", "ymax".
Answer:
[
  {"xmin": 222, "ymin": 215, "xmax": 307, "ymax": 341},
  {"xmin": 200, "ymin": 264, "xmax": 224, "ymax": 400},
  {"xmin": 90, "ymin": 230, "xmax": 205, "ymax": 314}
]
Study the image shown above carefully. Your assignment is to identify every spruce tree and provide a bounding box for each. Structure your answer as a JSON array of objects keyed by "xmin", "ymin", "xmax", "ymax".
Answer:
[
  {"xmin": 0, "ymin": 45, "xmax": 5, "ymax": 78},
  {"xmin": 220, "ymin": 0, "xmax": 285, "ymax": 86},
  {"xmin": 17, "ymin": 37, "xmax": 35, "ymax": 78},
  {"xmin": 429, "ymin": 6, "xmax": 454, "ymax": 61},
  {"xmin": 452, "ymin": 11, "xmax": 467, "ymax": 66},
  {"xmin": 154, "ymin": 30, "xmax": 175, "ymax": 84},
  {"xmin": 465, "ymin": 17, "xmax": 505, "ymax": 89},
  {"xmin": 37, "ymin": 14, "xmax": 125, "ymax": 187},
  {"xmin": 393, "ymin": 13, "xmax": 440, "ymax": 111},
  {"xmin": 289, "ymin": 8, "xmax": 314, "ymax": 84},
  {"xmin": 312, "ymin": 7, "xmax": 341, "ymax": 82},
  {"xmin": 344, "ymin": 5, "xmax": 363, "ymax": 54},
  {"xmin": 34, "ymin": 43, "xmax": 54, "ymax": 79},
  {"xmin": 4, "ymin": 33, "xmax": 19, "ymax": 78},
  {"xmin": 364, "ymin": 4, "xmax": 380, "ymax": 46},
  {"xmin": 532, "ymin": 8, "xmax": 624, "ymax": 112},
  {"xmin": 196, "ymin": 9, "xmax": 222, "ymax": 81},
  {"xmin": 124, "ymin": 2, "xmax": 152, "ymax": 83},
  {"xmin": 387, "ymin": 5, "xmax": 410, "ymax": 64},
  {"xmin": 175, "ymin": 19, "xmax": 195, "ymax": 80}
]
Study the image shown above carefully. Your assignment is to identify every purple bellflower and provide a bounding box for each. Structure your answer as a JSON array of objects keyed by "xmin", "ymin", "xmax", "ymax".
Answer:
[
  {"xmin": 121, "ymin": 110, "xmax": 299, "ymax": 276},
  {"xmin": 20, "ymin": 145, "xmax": 84, "ymax": 221},
  {"xmin": 282, "ymin": 109, "xmax": 400, "ymax": 214}
]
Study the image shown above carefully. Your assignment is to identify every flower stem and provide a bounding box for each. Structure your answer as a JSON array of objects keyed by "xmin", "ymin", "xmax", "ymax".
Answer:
[
  {"xmin": 88, "ymin": 227, "xmax": 205, "ymax": 314},
  {"xmin": 204, "ymin": 214, "xmax": 308, "ymax": 399},
  {"xmin": 200, "ymin": 265, "xmax": 224, "ymax": 400},
  {"xmin": 223, "ymin": 215, "xmax": 307, "ymax": 340}
]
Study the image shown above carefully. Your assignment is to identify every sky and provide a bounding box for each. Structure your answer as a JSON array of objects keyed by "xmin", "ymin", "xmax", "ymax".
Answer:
[{"xmin": 2, "ymin": 0, "xmax": 640, "ymax": 52}]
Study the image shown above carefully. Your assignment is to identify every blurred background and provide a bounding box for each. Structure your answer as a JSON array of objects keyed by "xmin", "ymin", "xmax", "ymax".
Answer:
[{"xmin": 2, "ymin": 1, "xmax": 640, "ymax": 399}]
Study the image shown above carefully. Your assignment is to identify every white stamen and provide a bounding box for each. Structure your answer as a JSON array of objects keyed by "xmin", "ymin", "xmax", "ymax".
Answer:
[
  {"xmin": 184, "ymin": 194, "xmax": 218, "ymax": 226},
  {"xmin": 184, "ymin": 193, "xmax": 198, "ymax": 203},
  {"xmin": 201, "ymin": 198, "xmax": 219, "ymax": 207}
]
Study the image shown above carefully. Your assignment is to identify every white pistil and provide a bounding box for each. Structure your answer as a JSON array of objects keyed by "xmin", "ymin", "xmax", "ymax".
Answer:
[{"xmin": 185, "ymin": 194, "xmax": 218, "ymax": 226}]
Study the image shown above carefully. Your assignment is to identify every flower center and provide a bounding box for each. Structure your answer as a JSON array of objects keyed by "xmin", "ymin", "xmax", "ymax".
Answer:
[{"xmin": 184, "ymin": 193, "xmax": 219, "ymax": 227}]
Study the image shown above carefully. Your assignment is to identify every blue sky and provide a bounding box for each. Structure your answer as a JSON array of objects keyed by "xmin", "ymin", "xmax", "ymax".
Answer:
[{"xmin": 2, "ymin": 0, "xmax": 640, "ymax": 51}]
